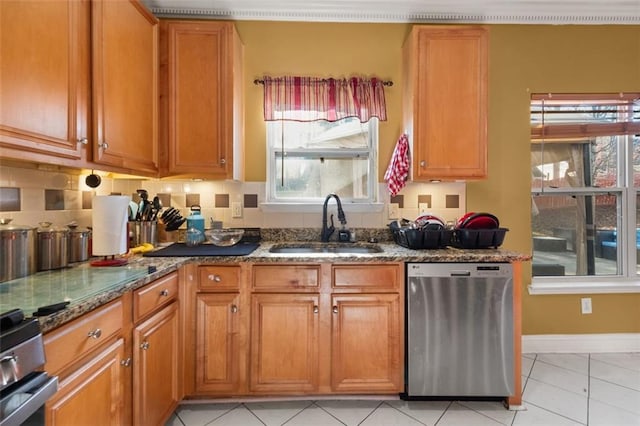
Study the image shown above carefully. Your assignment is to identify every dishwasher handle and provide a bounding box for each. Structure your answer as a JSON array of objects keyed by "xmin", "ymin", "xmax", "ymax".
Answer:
[{"xmin": 450, "ymin": 270, "xmax": 471, "ymax": 277}]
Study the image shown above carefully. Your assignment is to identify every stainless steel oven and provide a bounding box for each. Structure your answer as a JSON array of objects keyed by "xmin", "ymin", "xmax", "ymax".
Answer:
[{"xmin": 1, "ymin": 309, "xmax": 57, "ymax": 426}]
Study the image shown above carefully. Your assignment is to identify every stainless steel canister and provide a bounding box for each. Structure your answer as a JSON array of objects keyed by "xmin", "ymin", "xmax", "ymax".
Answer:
[
  {"xmin": 129, "ymin": 221, "xmax": 157, "ymax": 248},
  {"xmin": 68, "ymin": 225, "xmax": 91, "ymax": 263},
  {"xmin": 36, "ymin": 222, "xmax": 69, "ymax": 271},
  {"xmin": 0, "ymin": 219, "xmax": 36, "ymax": 282}
]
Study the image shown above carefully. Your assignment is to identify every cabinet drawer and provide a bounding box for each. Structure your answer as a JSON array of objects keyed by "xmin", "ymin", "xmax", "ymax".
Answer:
[
  {"xmin": 133, "ymin": 272, "xmax": 179, "ymax": 322},
  {"xmin": 44, "ymin": 299, "xmax": 123, "ymax": 376},
  {"xmin": 252, "ymin": 265, "xmax": 320, "ymax": 290},
  {"xmin": 332, "ymin": 264, "xmax": 400, "ymax": 290},
  {"xmin": 199, "ymin": 265, "xmax": 240, "ymax": 291}
]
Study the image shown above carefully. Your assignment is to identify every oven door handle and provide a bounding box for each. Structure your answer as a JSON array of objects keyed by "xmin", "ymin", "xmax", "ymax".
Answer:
[{"xmin": 0, "ymin": 373, "xmax": 58, "ymax": 426}]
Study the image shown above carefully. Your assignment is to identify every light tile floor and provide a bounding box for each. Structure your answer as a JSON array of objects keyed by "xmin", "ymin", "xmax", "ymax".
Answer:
[{"xmin": 167, "ymin": 352, "xmax": 640, "ymax": 426}]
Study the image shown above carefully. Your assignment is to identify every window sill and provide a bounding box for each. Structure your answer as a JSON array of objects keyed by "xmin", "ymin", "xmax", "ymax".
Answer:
[
  {"xmin": 259, "ymin": 202, "xmax": 385, "ymax": 214},
  {"xmin": 529, "ymin": 277, "xmax": 640, "ymax": 294}
]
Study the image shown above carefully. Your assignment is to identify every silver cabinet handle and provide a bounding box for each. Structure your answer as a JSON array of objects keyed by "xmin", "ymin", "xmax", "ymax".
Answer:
[
  {"xmin": 313, "ymin": 306, "xmax": 319, "ymax": 314},
  {"xmin": 160, "ymin": 289, "xmax": 169, "ymax": 297},
  {"xmin": 208, "ymin": 274, "xmax": 222, "ymax": 282},
  {"xmin": 120, "ymin": 358, "xmax": 132, "ymax": 367},
  {"xmin": 220, "ymin": 158, "xmax": 226, "ymax": 165},
  {"xmin": 98, "ymin": 141, "xmax": 109, "ymax": 150},
  {"xmin": 87, "ymin": 328, "xmax": 102, "ymax": 339},
  {"xmin": 77, "ymin": 137, "xmax": 88, "ymax": 145},
  {"xmin": 420, "ymin": 160, "xmax": 426, "ymax": 167},
  {"xmin": 140, "ymin": 341, "xmax": 150, "ymax": 350},
  {"xmin": 231, "ymin": 305, "xmax": 238, "ymax": 313},
  {"xmin": 332, "ymin": 306, "xmax": 338, "ymax": 314}
]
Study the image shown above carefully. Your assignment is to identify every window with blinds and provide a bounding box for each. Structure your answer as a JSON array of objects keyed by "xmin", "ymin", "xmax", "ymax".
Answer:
[{"xmin": 530, "ymin": 93, "xmax": 639, "ymax": 285}]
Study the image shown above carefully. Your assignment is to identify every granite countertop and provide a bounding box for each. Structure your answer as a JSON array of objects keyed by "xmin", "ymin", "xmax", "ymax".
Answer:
[
  {"xmin": 1, "ymin": 234, "xmax": 530, "ymax": 333},
  {"xmin": 0, "ymin": 256, "xmax": 187, "ymax": 332}
]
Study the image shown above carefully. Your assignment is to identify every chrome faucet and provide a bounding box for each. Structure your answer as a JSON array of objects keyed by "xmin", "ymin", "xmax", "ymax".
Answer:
[{"xmin": 321, "ymin": 193, "xmax": 347, "ymax": 242}]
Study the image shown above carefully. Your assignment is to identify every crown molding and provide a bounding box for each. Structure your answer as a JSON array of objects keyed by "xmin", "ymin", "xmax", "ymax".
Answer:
[{"xmin": 146, "ymin": 5, "xmax": 640, "ymax": 24}]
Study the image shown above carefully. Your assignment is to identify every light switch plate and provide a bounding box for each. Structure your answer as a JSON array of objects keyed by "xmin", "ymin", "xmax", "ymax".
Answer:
[
  {"xmin": 388, "ymin": 203, "xmax": 400, "ymax": 220},
  {"xmin": 231, "ymin": 202, "xmax": 243, "ymax": 218},
  {"xmin": 418, "ymin": 203, "xmax": 431, "ymax": 214}
]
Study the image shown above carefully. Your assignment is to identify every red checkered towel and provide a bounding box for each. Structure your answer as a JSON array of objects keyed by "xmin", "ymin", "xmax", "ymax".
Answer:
[{"xmin": 384, "ymin": 134, "xmax": 410, "ymax": 196}]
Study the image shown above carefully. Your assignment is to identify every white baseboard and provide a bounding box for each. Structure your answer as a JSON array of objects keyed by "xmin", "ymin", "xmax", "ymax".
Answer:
[{"xmin": 522, "ymin": 333, "xmax": 640, "ymax": 353}]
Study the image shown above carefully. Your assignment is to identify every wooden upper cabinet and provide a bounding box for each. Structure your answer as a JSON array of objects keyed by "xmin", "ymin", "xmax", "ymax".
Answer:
[
  {"xmin": 159, "ymin": 20, "xmax": 244, "ymax": 180},
  {"xmin": 403, "ymin": 25, "xmax": 488, "ymax": 180},
  {"xmin": 0, "ymin": 0, "xmax": 89, "ymax": 161},
  {"xmin": 92, "ymin": 0, "xmax": 158, "ymax": 175}
]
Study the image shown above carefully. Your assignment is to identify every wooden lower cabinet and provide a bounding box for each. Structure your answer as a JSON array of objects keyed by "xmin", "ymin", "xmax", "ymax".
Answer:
[
  {"xmin": 331, "ymin": 294, "xmax": 402, "ymax": 392},
  {"xmin": 45, "ymin": 339, "xmax": 126, "ymax": 425},
  {"xmin": 133, "ymin": 301, "xmax": 180, "ymax": 426},
  {"xmin": 43, "ymin": 272, "xmax": 182, "ymax": 425},
  {"xmin": 249, "ymin": 293, "xmax": 320, "ymax": 393},
  {"xmin": 188, "ymin": 262, "xmax": 403, "ymax": 398},
  {"xmin": 195, "ymin": 293, "xmax": 241, "ymax": 394}
]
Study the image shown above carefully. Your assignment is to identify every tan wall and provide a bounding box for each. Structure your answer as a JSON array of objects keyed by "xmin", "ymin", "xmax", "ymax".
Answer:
[
  {"xmin": 478, "ymin": 25, "xmax": 640, "ymax": 335},
  {"xmin": 235, "ymin": 21, "xmax": 640, "ymax": 335},
  {"xmin": 236, "ymin": 21, "xmax": 410, "ymax": 182}
]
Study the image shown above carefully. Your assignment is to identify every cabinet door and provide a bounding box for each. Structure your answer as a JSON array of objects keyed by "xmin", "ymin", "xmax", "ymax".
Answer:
[
  {"xmin": 45, "ymin": 339, "xmax": 126, "ymax": 425},
  {"xmin": 195, "ymin": 293, "xmax": 240, "ymax": 393},
  {"xmin": 331, "ymin": 294, "xmax": 402, "ymax": 392},
  {"xmin": 133, "ymin": 302, "xmax": 180, "ymax": 426},
  {"xmin": 405, "ymin": 26, "xmax": 488, "ymax": 180},
  {"xmin": 0, "ymin": 0, "xmax": 88, "ymax": 160},
  {"xmin": 92, "ymin": 0, "xmax": 158, "ymax": 175},
  {"xmin": 250, "ymin": 293, "xmax": 320, "ymax": 393},
  {"xmin": 160, "ymin": 20, "xmax": 243, "ymax": 179}
]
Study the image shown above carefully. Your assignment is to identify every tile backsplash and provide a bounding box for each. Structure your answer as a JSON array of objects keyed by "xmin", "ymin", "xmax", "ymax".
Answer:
[{"xmin": 0, "ymin": 163, "xmax": 466, "ymax": 231}]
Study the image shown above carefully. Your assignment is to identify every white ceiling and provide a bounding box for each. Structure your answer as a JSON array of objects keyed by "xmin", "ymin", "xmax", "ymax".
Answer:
[{"xmin": 142, "ymin": 0, "xmax": 640, "ymax": 24}]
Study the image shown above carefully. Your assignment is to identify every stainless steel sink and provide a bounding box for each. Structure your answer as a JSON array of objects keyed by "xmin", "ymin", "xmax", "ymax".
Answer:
[{"xmin": 269, "ymin": 243, "xmax": 383, "ymax": 254}]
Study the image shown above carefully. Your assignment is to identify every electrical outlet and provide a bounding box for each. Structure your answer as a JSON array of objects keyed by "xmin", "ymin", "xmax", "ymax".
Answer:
[
  {"xmin": 581, "ymin": 297, "xmax": 592, "ymax": 314},
  {"xmin": 418, "ymin": 203, "xmax": 431, "ymax": 215},
  {"xmin": 388, "ymin": 203, "xmax": 400, "ymax": 220},
  {"xmin": 231, "ymin": 202, "xmax": 243, "ymax": 218}
]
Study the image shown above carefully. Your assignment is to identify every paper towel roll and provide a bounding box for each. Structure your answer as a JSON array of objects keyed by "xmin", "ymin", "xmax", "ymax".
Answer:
[{"xmin": 92, "ymin": 195, "xmax": 130, "ymax": 256}]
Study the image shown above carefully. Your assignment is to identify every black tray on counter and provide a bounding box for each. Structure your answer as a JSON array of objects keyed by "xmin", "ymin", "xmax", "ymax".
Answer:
[{"xmin": 143, "ymin": 242, "xmax": 259, "ymax": 257}]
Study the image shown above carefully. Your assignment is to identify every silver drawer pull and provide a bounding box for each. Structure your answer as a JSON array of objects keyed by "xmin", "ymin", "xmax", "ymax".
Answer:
[
  {"xmin": 120, "ymin": 358, "xmax": 132, "ymax": 367},
  {"xmin": 208, "ymin": 274, "xmax": 222, "ymax": 282},
  {"xmin": 332, "ymin": 306, "xmax": 338, "ymax": 314},
  {"xmin": 77, "ymin": 137, "xmax": 88, "ymax": 145},
  {"xmin": 87, "ymin": 328, "xmax": 102, "ymax": 339},
  {"xmin": 140, "ymin": 341, "xmax": 150, "ymax": 350},
  {"xmin": 231, "ymin": 305, "xmax": 238, "ymax": 313},
  {"xmin": 160, "ymin": 289, "xmax": 169, "ymax": 297},
  {"xmin": 313, "ymin": 306, "xmax": 319, "ymax": 314}
]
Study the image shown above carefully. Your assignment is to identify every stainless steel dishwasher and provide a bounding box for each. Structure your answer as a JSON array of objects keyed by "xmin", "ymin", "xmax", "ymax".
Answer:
[{"xmin": 405, "ymin": 263, "xmax": 514, "ymax": 398}]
